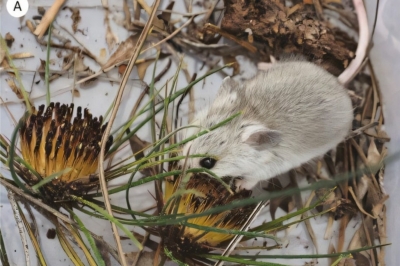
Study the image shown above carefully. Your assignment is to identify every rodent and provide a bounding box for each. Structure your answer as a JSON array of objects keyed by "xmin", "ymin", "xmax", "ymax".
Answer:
[{"xmin": 180, "ymin": 59, "xmax": 353, "ymax": 191}]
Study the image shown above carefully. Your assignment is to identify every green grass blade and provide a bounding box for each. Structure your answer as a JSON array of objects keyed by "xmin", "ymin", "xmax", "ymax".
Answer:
[
  {"xmin": 225, "ymin": 244, "xmax": 390, "ymax": 259},
  {"xmin": 124, "ymin": 112, "xmax": 241, "ymax": 212},
  {"xmin": 71, "ymin": 196, "xmax": 143, "ymax": 250},
  {"xmin": 8, "ymin": 114, "xmax": 32, "ymax": 194},
  {"xmin": 200, "ymin": 254, "xmax": 288, "ymax": 266},
  {"xmin": 149, "ymin": 51, "xmax": 160, "ymax": 145},
  {"xmin": 108, "ymin": 64, "xmax": 232, "ymax": 155},
  {"xmin": 182, "ymin": 222, "xmax": 278, "ymax": 241},
  {"xmin": 0, "ymin": 227, "xmax": 10, "ymax": 266},
  {"xmin": 70, "ymin": 210, "xmax": 106, "ymax": 266},
  {"xmin": 31, "ymin": 168, "xmax": 71, "ymax": 192},
  {"xmin": 15, "ymin": 157, "xmax": 42, "ymax": 180},
  {"xmin": 84, "ymin": 199, "xmax": 153, "ymax": 217},
  {"xmin": 164, "ymin": 247, "xmax": 189, "ymax": 266},
  {"xmin": 65, "ymin": 223, "xmax": 98, "ymax": 266},
  {"xmin": 331, "ymin": 254, "xmax": 351, "ymax": 266}
]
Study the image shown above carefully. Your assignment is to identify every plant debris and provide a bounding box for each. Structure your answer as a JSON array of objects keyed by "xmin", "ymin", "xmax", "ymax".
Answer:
[
  {"xmin": 63, "ymin": 7, "xmax": 81, "ymax": 33},
  {"xmin": 220, "ymin": 0, "xmax": 357, "ymax": 75},
  {"xmin": 5, "ymin": 32, "xmax": 14, "ymax": 48}
]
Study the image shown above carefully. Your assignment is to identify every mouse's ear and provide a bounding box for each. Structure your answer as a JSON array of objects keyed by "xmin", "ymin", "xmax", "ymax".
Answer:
[
  {"xmin": 241, "ymin": 124, "xmax": 281, "ymax": 150},
  {"xmin": 217, "ymin": 76, "xmax": 239, "ymax": 96}
]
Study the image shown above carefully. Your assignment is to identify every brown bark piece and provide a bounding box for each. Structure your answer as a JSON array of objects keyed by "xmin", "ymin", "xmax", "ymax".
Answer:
[{"xmin": 221, "ymin": 0, "xmax": 357, "ymax": 75}]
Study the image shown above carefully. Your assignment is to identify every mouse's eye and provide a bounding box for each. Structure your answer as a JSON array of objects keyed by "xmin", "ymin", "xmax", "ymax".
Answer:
[{"xmin": 200, "ymin": 157, "xmax": 216, "ymax": 169}]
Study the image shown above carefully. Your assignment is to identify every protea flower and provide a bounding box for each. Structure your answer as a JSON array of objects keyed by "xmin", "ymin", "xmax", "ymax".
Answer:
[
  {"xmin": 19, "ymin": 102, "xmax": 113, "ymax": 199},
  {"xmin": 162, "ymin": 173, "xmax": 255, "ymax": 261}
]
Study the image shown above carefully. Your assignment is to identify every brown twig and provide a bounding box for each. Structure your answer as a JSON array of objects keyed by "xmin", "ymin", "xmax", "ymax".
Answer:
[
  {"xmin": 204, "ymin": 23, "xmax": 257, "ymax": 53},
  {"xmin": 141, "ymin": 16, "xmax": 194, "ymax": 54},
  {"xmin": 0, "ymin": 177, "xmax": 75, "ymax": 224},
  {"xmin": 58, "ymin": 25, "xmax": 103, "ymax": 66},
  {"xmin": 132, "ymin": 232, "xmax": 151, "ymax": 266},
  {"xmin": 348, "ymin": 122, "xmax": 379, "ymax": 138}
]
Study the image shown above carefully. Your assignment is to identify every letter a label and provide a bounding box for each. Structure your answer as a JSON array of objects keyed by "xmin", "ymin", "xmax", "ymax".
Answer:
[{"xmin": 7, "ymin": 0, "xmax": 29, "ymax": 18}]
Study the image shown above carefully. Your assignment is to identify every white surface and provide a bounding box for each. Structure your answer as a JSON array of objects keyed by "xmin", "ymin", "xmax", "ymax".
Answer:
[
  {"xmin": 366, "ymin": 0, "xmax": 400, "ymax": 265},
  {"xmin": 0, "ymin": 0, "xmax": 398, "ymax": 266}
]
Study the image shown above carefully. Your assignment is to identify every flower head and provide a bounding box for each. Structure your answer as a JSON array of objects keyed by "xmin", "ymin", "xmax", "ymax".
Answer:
[
  {"xmin": 19, "ymin": 102, "xmax": 112, "ymax": 197},
  {"xmin": 162, "ymin": 173, "xmax": 254, "ymax": 260}
]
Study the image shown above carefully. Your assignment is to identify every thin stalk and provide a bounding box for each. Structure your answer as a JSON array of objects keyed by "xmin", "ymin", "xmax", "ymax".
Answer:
[
  {"xmin": 0, "ymin": 227, "xmax": 10, "ymax": 266},
  {"xmin": 8, "ymin": 114, "xmax": 32, "ymax": 194},
  {"xmin": 251, "ymin": 190, "xmax": 331, "ymax": 232},
  {"xmin": 0, "ymin": 176, "xmax": 120, "ymax": 263},
  {"xmin": 125, "ymin": 113, "xmax": 241, "ymax": 211},
  {"xmin": 164, "ymin": 247, "xmax": 189, "ymax": 266},
  {"xmin": 203, "ymin": 244, "xmax": 389, "ymax": 259},
  {"xmin": 7, "ymin": 191, "xmax": 30, "ymax": 266},
  {"xmin": 71, "ymin": 196, "xmax": 143, "ymax": 250},
  {"xmin": 56, "ymin": 223, "xmax": 85, "ymax": 266},
  {"xmin": 82, "ymin": 199, "xmax": 153, "ymax": 217},
  {"xmin": 65, "ymin": 223, "xmax": 97, "ymax": 266},
  {"xmin": 69, "ymin": 211, "xmax": 105, "ymax": 266},
  {"xmin": 17, "ymin": 201, "xmax": 47, "ymax": 266},
  {"xmin": 111, "ymin": 156, "xmax": 393, "ymax": 227},
  {"xmin": 0, "ymin": 35, "xmax": 32, "ymax": 112},
  {"xmin": 331, "ymin": 254, "xmax": 352, "ymax": 266},
  {"xmin": 110, "ymin": 124, "xmax": 201, "ymax": 173},
  {"xmin": 45, "ymin": 23, "xmax": 53, "ymax": 105},
  {"xmin": 149, "ymin": 51, "xmax": 160, "ymax": 146},
  {"xmin": 96, "ymin": 1, "xmax": 161, "ymax": 265},
  {"xmin": 107, "ymin": 64, "xmax": 232, "ymax": 155},
  {"xmin": 31, "ymin": 168, "xmax": 71, "ymax": 192},
  {"xmin": 15, "ymin": 157, "xmax": 42, "ymax": 180},
  {"xmin": 111, "ymin": 83, "xmax": 163, "ymax": 143},
  {"xmin": 182, "ymin": 222, "xmax": 277, "ymax": 241},
  {"xmin": 207, "ymin": 254, "xmax": 288, "ymax": 266}
]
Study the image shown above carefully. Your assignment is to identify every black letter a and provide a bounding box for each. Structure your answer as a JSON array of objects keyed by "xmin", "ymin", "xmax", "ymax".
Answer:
[{"xmin": 14, "ymin": 1, "xmax": 22, "ymax": 11}]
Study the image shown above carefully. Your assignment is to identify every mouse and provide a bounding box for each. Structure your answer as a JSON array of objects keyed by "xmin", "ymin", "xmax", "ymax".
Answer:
[{"xmin": 179, "ymin": 59, "xmax": 354, "ymax": 191}]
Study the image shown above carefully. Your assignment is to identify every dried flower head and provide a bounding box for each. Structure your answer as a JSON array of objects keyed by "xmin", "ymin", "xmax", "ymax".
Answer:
[
  {"xmin": 162, "ymin": 173, "xmax": 254, "ymax": 261},
  {"xmin": 19, "ymin": 102, "xmax": 113, "ymax": 198}
]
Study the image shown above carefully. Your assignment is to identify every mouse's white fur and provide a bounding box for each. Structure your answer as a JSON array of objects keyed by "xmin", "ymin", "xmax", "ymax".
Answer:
[{"xmin": 180, "ymin": 60, "xmax": 353, "ymax": 190}]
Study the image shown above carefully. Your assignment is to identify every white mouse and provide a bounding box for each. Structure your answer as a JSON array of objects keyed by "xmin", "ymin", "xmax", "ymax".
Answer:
[{"xmin": 180, "ymin": 59, "xmax": 353, "ymax": 191}]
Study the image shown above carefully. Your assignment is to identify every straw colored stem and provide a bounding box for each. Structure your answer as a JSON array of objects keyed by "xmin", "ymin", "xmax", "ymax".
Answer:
[
  {"xmin": 34, "ymin": 0, "xmax": 66, "ymax": 39},
  {"xmin": 97, "ymin": 0, "xmax": 162, "ymax": 265},
  {"xmin": 7, "ymin": 190, "xmax": 30, "ymax": 266}
]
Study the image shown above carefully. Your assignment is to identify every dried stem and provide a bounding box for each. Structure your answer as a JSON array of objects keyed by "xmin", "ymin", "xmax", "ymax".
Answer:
[
  {"xmin": 136, "ymin": 0, "xmax": 152, "ymax": 15},
  {"xmin": 6, "ymin": 190, "xmax": 30, "ymax": 266},
  {"xmin": 34, "ymin": 0, "xmax": 67, "ymax": 39},
  {"xmin": 58, "ymin": 25, "xmax": 102, "ymax": 65},
  {"xmin": 214, "ymin": 200, "xmax": 268, "ymax": 266},
  {"xmin": 97, "ymin": 0, "xmax": 162, "ymax": 265},
  {"xmin": 141, "ymin": 16, "xmax": 194, "ymax": 54},
  {"xmin": 1, "ymin": 177, "xmax": 75, "ymax": 224},
  {"xmin": 0, "ymin": 177, "xmax": 120, "ymax": 263}
]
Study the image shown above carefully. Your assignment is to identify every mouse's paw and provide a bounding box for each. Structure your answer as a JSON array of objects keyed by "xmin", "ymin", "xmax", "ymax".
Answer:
[{"xmin": 233, "ymin": 178, "xmax": 259, "ymax": 192}]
